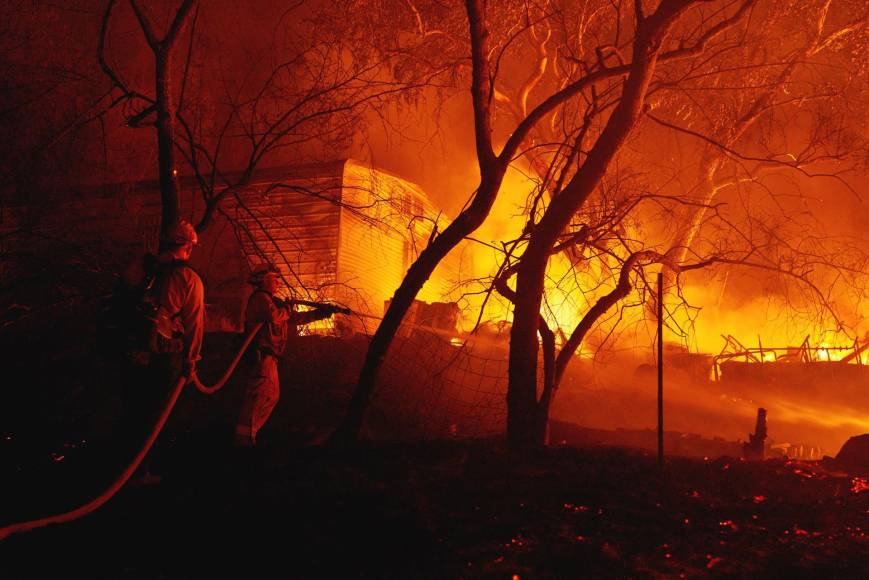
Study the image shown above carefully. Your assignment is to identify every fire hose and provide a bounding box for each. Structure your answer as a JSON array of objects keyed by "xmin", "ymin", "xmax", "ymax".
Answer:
[
  {"xmin": 0, "ymin": 321, "xmax": 265, "ymax": 542},
  {"xmin": 188, "ymin": 321, "xmax": 264, "ymax": 395},
  {"xmin": 0, "ymin": 297, "xmax": 356, "ymax": 541}
]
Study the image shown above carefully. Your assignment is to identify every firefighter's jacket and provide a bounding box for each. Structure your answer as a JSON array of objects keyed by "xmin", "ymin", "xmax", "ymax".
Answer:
[
  {"xmin": 245, "ymin": 290, "xmax": 332, "ymax": 357},
  {"xmin": 153, "ymin": 261, "xmax": 205, "ymax": 365}
]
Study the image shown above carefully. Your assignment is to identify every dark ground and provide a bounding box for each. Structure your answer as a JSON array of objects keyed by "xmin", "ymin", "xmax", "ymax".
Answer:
[
  {"xmin": 1, "ymin": 434, "xmax": 868, "ymax": 579},
  {"xmin": 1, "ymin": 326, "xmax": 868, "ymax": 578}
]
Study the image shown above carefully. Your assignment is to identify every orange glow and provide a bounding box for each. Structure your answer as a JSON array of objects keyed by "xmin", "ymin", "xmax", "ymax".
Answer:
[
  {"xmin": 464, "ymin": 164, "xmax": 869, "ymax": 467},
  {"xmin": 299, "ymin": 318, "xmax": 334, "ymax": 335},
  {"xmin": 680, "ymin": 281, "xmax": 868, "ymax": 360},
  {"xmin": 464, "ymin": 164, "xmax": 636, "ymax": 345}
]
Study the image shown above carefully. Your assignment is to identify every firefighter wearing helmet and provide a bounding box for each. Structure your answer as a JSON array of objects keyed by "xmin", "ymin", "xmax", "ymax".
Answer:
[
  {"xmin": 163, "ymin": 218, "xmax": 199, "ymax": 247},
  {"xmin": 153, "ymin": 218, "xmax": 205, "ymax": 376},
  {"xmin": 114, "ymin": 218, "xmax": 205, "ymax": 485},
  {"xmin": 234, "ymin": 264, "xmax": 341, "ymax": 447}
]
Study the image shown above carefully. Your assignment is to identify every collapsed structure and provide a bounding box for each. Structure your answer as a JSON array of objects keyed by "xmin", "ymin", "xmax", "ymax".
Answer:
[{"xmin": 712, "ymin": 335, "xmax": 869, "ymax": 406}]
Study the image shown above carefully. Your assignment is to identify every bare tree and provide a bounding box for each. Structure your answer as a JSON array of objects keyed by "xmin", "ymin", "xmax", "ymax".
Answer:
[
  {"xmin": 646, "ymin": 0, "xmax": 868, "ymax": 304},
  {"xmin": 89, "ymin": 0, "xmax": 446, "ymax": 252},
  {"xmin": 98, "ymin": 0, "xmax": 196, "ymax": 243},
  {"xmin": 502, "ymin": 0, "xmax": 869, "ymax": 448},
  {"xmin": 334, "ymin": 0, "xmax": 764, "ymax": 447},
  {"xmin": 478, "ymin": 157, "xmax": 869, "ymax": 445}
]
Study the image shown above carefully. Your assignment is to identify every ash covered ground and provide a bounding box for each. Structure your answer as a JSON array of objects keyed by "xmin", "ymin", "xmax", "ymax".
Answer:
[
  {"xmin": 1, "ymin": 329, "xmax": 868, "ymax": 578},
  {"xmin": 2, "ymin": 437, "xmax": 868, "ymax": 578}
]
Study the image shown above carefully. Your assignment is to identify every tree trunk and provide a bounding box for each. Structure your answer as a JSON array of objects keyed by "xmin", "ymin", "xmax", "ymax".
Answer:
[
  {"xmin": 333, "ymin": 0, "xmax": 507, "ymax": 446},
  {"xmin": 126, "ymin": 0, "xmax": 196, "ymax": 244},
  {"xmin": 508, "ymin": 247, "xmax": 548, "ymax": 449},
  {"xmin": 334, "ymin": 171, "xmax": 505, "ymax": 445},
  {"xmin": 507, "ymin": 5, "xmax": 685, "ymax": 449},
  {"xmin": 534, "ymin": 321, "xmax": 556, "ymax": 446},
  {"xmin": 155, "ymin": 48, "xmax": 180, "ymax": 246}
]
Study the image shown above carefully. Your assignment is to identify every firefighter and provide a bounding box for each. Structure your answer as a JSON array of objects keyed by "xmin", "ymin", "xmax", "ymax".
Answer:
[
  {"xmin": 151, "ymin": 218, "xmax": 205, "ymax": 379},
  {"xmin": 234, "ymin": 265, "xmax": 341, "ymax": 447},
  {"xmin": 123, "ymin": 218, "xmax": 205, "ymax": 484}
]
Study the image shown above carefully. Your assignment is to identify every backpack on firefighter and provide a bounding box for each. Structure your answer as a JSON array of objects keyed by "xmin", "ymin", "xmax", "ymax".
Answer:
[{"xmin": 97, "ymin": 254, "xmax": 188, "ymax": 366}]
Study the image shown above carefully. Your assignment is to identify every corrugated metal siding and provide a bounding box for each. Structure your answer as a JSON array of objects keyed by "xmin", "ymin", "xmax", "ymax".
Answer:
[
  {"xmin": 337, "ymin": 160, "xmax": 468, "ymax": 317},
  {"xmin": 336, "ymin": 209, "xmax": 406, "ymax": 317},
  {"xmin": 221, "ymin": 175, "xmax": 343, "ymax": 300},
  {"xmin": 338, "ymin": 161, "xmax": 424, "ymax": 317}
]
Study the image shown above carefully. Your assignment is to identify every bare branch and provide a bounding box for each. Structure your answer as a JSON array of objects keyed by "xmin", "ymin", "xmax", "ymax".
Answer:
[{"xmin": 127, "ymin": 0, "xmax": 158, "ymax": 50}]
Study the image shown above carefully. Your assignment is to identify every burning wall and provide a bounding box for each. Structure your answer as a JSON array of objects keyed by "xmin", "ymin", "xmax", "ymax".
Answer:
[
  {"xmin": 193, "ymin": 159, "xmax": 471, "ymax": 333},
  {"xmin": 0, "ymin": 158, "xmax": 471, "ymax": 334}
]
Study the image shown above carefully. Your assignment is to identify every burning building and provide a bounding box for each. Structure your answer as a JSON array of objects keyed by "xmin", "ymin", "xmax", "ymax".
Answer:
[
  {"xmin": 184, "ymin": 159, "xmax": 471, "ymax": 334},
  {"xmin": 0, "ymin": 159, "xmax": 471, "ymax": 335}
]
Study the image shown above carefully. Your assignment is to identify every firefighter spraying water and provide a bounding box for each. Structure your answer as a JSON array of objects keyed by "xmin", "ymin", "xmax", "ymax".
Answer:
[{"xmin": 234, "ymin": 265, "xmax": 349, "ymax": 447}]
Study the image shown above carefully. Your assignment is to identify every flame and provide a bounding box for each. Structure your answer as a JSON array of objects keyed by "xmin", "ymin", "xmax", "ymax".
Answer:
[
  {"xmin": 681, "ymin": 283, "xmax": 857, "ymax": 355},
  {"xmin": 385, "ymin": 153, "xmax": 869, "ymax": 455},
  {"xmin": 461, "ymin": 165, "xmax": 637, "ymax": 345},
  {"xmin": 298, "ymin": 314, "xmax": 335, "ymax": 336}
]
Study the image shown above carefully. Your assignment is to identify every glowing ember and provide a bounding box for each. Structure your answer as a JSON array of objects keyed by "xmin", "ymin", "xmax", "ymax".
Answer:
[
  {"xmin": 706, "ymin": 556, "xmax": 723, "ymax": 570},
  {"xmin": 851, "ymin": 478, "xmax": 868, "ymax": 494}
]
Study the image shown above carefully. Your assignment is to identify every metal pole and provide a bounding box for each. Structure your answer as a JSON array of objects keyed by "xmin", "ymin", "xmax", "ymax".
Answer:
[{"xmin": 657, "ymin": 272, "xmax": 664, "ymax": 472}]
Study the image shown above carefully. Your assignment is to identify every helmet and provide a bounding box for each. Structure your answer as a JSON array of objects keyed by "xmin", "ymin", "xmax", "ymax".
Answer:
[
  {"xmin": 163, "ymin": 219, "xmax": 199, "ymax": 246},
  {"xmin": 249, "ymin": 264, "xmax": 280, "ymax": 286}
]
